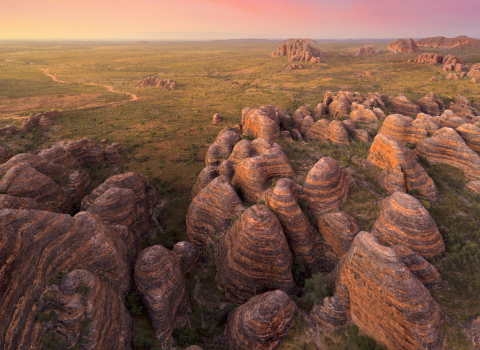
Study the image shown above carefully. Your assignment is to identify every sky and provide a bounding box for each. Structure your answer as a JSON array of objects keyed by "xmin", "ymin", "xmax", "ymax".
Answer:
[{"xmin": 1, "ymin": 0, "xmax": 480, "ymax": 40}]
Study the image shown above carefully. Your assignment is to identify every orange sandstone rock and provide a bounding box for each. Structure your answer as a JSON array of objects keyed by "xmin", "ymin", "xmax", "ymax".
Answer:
[
  {"xmin": 318, "ymin": 211, "xmax": 359, "ymax": 258},
  {"xmin": 378, "ymin": 114, "xmax": 428, "ymax": 144},
  {"xmin": 415, "ymin": 92, "xmax": 444, "ymax": 116},
  {"xmin": 387, "ymin": 38, "xmax": 419, "ymax": 53},
  {"xmin": 388, "ymin": 94, "xmax": 422, "ymax": 117},
  {"xmin": 205, "ymin": 127, "xmax": 242, "ymax": 166},
  {"xmin": 328, "ymin": 120, "xmax": 350, "ymax": 146},
  {"xmin": 191, "ymin": 166, "xmax": 219, "ymax": 199},
  {"xmin": 242, "ymin": 108, "xmax": 281, "ymax": 142}
]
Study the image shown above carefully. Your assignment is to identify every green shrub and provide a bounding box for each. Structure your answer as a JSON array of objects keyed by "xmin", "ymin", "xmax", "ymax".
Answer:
[
  {"xmin": 305, "ymin": 272, "xmax": 334, "ymax": 305},
  {"xmin": 340, "ymin": 324, "xmax": 385, "ymax": 350},
  {"xmin": 125, "ymin": 290, "xmax": 145, "ymax": 317},
  {"xmin": 77, "ymin": 283, "xmax": 90, "ymax": 295}
]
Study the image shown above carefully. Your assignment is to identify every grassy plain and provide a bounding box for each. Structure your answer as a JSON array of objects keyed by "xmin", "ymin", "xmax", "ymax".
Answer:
[{"xmin": 1, "ymin": 39, "xmax": 480, "ymax": 349}]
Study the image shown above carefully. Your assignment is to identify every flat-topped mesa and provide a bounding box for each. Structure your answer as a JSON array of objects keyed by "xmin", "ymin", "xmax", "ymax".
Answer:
[
  {"xmin": 186, "ymin": 175, "xmax": 245, "ymax": 247},
  {"xmin": 216, "ymin": 205, "xmax": 296, "ymax": 304},
  {"xmin": 242, "ymin": 108, "xmax": 281, "ymax": 142},
  {"xmin": 65, "ymin": 138, "xmax": 104, "ymax": 165},
  {"xmin": 368, "ymin": 134, "xmax": 439, "ymax": 201},
  {"xmin": 415, "ymin": 92, "xmax": 445, "ymax": 116},
  {"xmin": 205, "ymin": 127, "xmax": 242, "ymax": 166},
  {"xmin": 81, "ymin": 172, "xmax": 156, "ymax": 241},
  {"xmin": 378, "ymin": 113, "xmax": 428, "ymax": 144},
  {"xmin": 334, "ymin": 232, "xmax": 445, "ymax": 349},
  {"xmin": 416, "ymin": 127, "xmax": 480, "ymax": 181},
  {"xmin": 391, "ymin": 245, "xmax": 442, "ymax": 289},
  {"xmin": 0, "ymin": 146, "xmax": 12, "ymax": 164},
  {"xmin": 173, "ymin": 241, "xmax": 201, "ymax": 274},
  {"xmin": 387, "ymin": 38, "xmax": 419, "ymax": 53},
  {"xmin": 226, "ymin": 290, "xmax": 298, "ymax": 350},
  {"xmin": 372, "ymin": 192, "xmax": 445, "ymax": 257},
  {"xmin": 303, "ymin": 157, "xmax": 355, "ymax": 216},
  {"xmin": 318, "ymin": 211, "xmax": 359, "ymax": 258},
  {"xmin": 417, "ymin": 35, "xmax": 480, "ymax": 49},
  {"xmin": 449, "ymin": 96, "xmax": 480, "ymax": 121},
  {"xmin": 456, "ymin": 124, "xmax": 480, "ymax": 152},
  {"xmin": 231, "ymin": 140, "xmax": 294, "ymax": 203},
  {"xmin": 413, "ymin": 53, "xmax": 443, "ymax": 65},
  {"xmin": 43, "ymin": 269, "xmax": 133, "ymax": 350},
  {"xmin": 388, "ymin": 94, "xmax": 422, "ymax": 117},
  {"xmin": 263, "ymin": 178, "xmax": 319, "ymax": 263},
  {"xmin": 350, "ymin": 103, "xmax": 378, "ymax": 123},
  {"xmin": 134, "ymin": 76, "xmax": 178, "ymax": 89},
  {"xmin": 0, "ymin": 209, "xmax": 131, "ymax": 349},
  {"xmin": 269, "ymin": 39, "xmax": 324, "ymax": 63},
  {"xmin": 191, "ymin": 166, "xmax": 219, "ymax": 199},
  {"xmin": 134, "ymin": 245, "xmax": 189, "ymax": 348}
]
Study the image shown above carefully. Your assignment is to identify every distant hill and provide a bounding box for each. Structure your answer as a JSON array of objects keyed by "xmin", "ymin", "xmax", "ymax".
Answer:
[
  {"xmin": 281, "ymin": 38, "xmax": 316, "ymax": 44},
  {"xmin": 416, "ymin": 36, "xmax": 480, "ymax": 49}
]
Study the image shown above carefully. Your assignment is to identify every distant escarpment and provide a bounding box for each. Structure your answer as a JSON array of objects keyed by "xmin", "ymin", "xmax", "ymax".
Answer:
[
  {"xmin": 416, "ymin": 35, "xmax": 480, "ymax": 49},
  {"xmin": 134, "ymin": 76, "xmax": 178, "ymax": 89},
  {"xmin": 269, "ymin": 39, "xmax": 324, "ymax": 63}
]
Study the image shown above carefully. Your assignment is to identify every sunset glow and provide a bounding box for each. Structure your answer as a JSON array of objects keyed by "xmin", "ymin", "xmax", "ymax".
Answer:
[{"xmin": 2, "ymin": 0, "xmax": 480, "ymax": 40}]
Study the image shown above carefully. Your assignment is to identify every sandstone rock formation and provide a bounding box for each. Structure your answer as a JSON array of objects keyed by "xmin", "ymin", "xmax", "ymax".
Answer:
[
  {"xmin": 212, "ymin": 113, "xmax": 222, "ymax": 123},
  {"xmin": 446, "ymin": 73, "xmax": 459, "ymax": 81},
  {"xmin": 318, "ymin": 211, "xmax": 359, "ymax": 258},
  {"xmin": 0, "ymin": 125, "xmax": 17, "ymax": 136},
  {"xmin": 468, "ymin": 64, "xmax": 480, "ymax": 79},
  {"xmin": 263, "ymin": 178, "xmax": 319, "ymax": 263},
  {"xmin": 416, "ymin": 35, "xmax": 480, "ymax": 49},
  {"xmin": 186, "ymin": 175, "xmax": 245, "ymax": 247},
  {"xmin": 329, "ymin": 120, "xmax": 350, "ymax": 147},
  {"xmin": 81, "ymin": 172, "xmax": 156, "ymax": 241},
  {"xmin": 226, "ymin": 290, "xmax": 298, "ymax": 350},
  {"xmin": 0, "ymin": 209, "xmax": 131, "ymax": 349},
  {"xmin": 371, "ymin": 192, "xmax": 445, "ymax": 257},
  {"xmin": 242, "ymin": 108, "xmax": 281, "ymax": 142},
  {"xmin": 104, "ymin": 145, "xmax": 121, "ymax": 165},
  {"xmin": 368, "ymin": 134, "xmax": 438, "ymax": 201},
  {"xmin": 20, "ymin": 110, "xmax": 59, "ymax": 132},
  {"xmin": 333, "ymin": 232, "xmax": 445, "ymax": 349},
  {"xmin": 388, "ymin": 94, "xmax": 422, "ymax": 117},
  {"xmin": 269, "ymin": 39, "xmax": 323, "ymax": 62},
  {"xmin": 0, "ymin": 147, "xmax": 12, "ymax": 164},
  {"xmin": 378, "ymin": 113, "xmax": 428, "ymax": 144},
  {"xmin": 216, "ymin": 205, "xmax": 296, "ymax": 303},
  {"xmin": 413, "ymin": 53, "xmax": 443, "ymax": 65},
  {"xmin": 350, "ymin": 103, "xmax": 378, "ymax": 123},
  {"xmin": 414, "ymin": 113, "xmax": 440, "ymax": 135},
  {"xmin": 387, "ymin": 38, "xmax": 419, "ymax": 53},
  {"xmin": 134, "ymin": 76, "xmax": 178, "ymax": 89},
  {"xmin": 328, "ymin": 96, "xmax": 351, "ymax": 119},
  {"xmin": 305, "ymin": 119, "xmax": 330, "ymax": 142},
  {"xmin": 415, "ymin": 92, "xmax": 444, "ymax": 116},
  {"xmin": 43, "ymin": 269, "xmax": 133, "ymax": 350},
  {"xmin": 191, "ymin": 166, "xmax": 219, "ymax": 199},
  {"xmin": 285, "ymin": 64, "xmax": 304, "ymax": 70},
  {"xmin": 205, "ymin": 127, "xmax": 242, "ymax": 166},
  {"xmin": 449, "ymin": 96, "xmax": 480, "ymax": 120},
  {"xmin": 391, "ymin": 245, "xmax": 442, "ymax": 289},
  {"xmin": 456, "ymin": 123, "xmax": 480, "ymax": 152},
  {"xmin": 231, "ymin": 139, "xmax": 294, "ymax": 202},
  {"xmin": 173, "ymin": 241, "xmax": 201, "ymax": 274},
  {"xmin": 303, "ymin": 157, "xmax": 355, "ymax": 216},
  {"xmin": 465, "ymin": 180, "xmax": 480, "ymax": 195},
  {"xmin": 353, "ymin": 45, "xmax": 381, "ymax": 56},
  {"xmin": 415, "ymin": 127, "xmax": 480, "ymax": 181},
  {"xmin": 65, "ymin": 138, "xmax": 104, "ymax": 165},
  {"xmin": 135, "ymin": 245, "xmax": 189, "ymax": 347}
]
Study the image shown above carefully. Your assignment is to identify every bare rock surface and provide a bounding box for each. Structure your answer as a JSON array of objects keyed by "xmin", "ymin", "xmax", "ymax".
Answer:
[{"xmin": 387, "ymin": 38, "xmax": 419, "ymax": 53}]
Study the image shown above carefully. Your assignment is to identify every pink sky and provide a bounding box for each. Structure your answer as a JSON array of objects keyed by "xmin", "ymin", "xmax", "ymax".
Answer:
[{"xmin": 1, "ymin": 0, "xmax": 479, "ymax": 39}]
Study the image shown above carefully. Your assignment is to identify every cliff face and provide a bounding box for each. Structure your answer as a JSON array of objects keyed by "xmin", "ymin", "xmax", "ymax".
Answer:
[{"xmin": 416, "ymin": 35, "xmax": 480, "ymax": 49}]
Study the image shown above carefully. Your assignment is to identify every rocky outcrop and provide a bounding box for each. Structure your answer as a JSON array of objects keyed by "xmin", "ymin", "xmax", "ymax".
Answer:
[
  {"xmin": 0, "ymin": 194, "xmax": 48, "ymax": 210},
  {"xmin": 305, "ymin": 119, "xmax": 330, "ymax": 142},
  {"xmin": 468, "ymin": 65, "xmax": 480, "ymax": 79},
  {"xmin": 104, "ymin": 145, "xmax": 121, "ymax": 165},
  {"xmin": 212, "ymin": 113, "xmax": 222, "ymax": 123},
  {"xmin": 388, "ymin": 94, "xmax": 422, "ymax": 117},
  {"xmin": 416, "ymin": 35, "xmax": 480, "ymax": 49},
  {"xmin": 318, "ymin": 211, "xmax": 359, "ymax": 258},
  {"xmin": 303, "ymin": 157, "xmax": 355, "ymax": 216},
  {"xmin": 300, "ymin": 115, "xmax": 314, "ymax": 136},
  {"xmin": 0, "ymin": 209, "xmax": 131, "ymax": 349},
  {"xmin": 285, "ymin": 64, "xmax": 304, "ymax": 70},
  {"xmin": 371, "ymin": 192, "xmax": 445, "ymax": 257},
  {"xmin": 186, "ymin": 175, "xmax": 245, "ymax": 247},
  {"xmin": 43, "ymin": 269, "xmax": 133, "ymax": 350},
  {"xmin": 269, "ymin": 39, "xmax": 323, "ymax": 62},
  {"xmin": 263, "ymin": 178, "xmax": 319, "ymax": 263},
  {"xmin": 413, "ymin": 53, "xmax": 443, "ymax": 65},
  {"xmin": 0, "ymin": 146, "xmax": 12, "ymax": 164},
  {"xmin": 81, "ymin": 172, "xmax": 156, "ymax": 241},
  {"xmin": 446, "ymin": 73, "xmax": 459, "ymax": 81},
  {"xmin": 226, "ymin": 290, "xmax": 298, "ymax": 350},
  {"xmin": 449, "ymin": 96, "xmax": 480, "ymax": 120},
  {"xmin": 38, "ymin": 145, "xmax": 78, "ymax": 169},
  {"xmin": 242, "ymin": 108, "xmax": 281, "ymax": 142},
  {"xmin": 0, "ymin": 125, "xmax": 17, "ymax": 136},
  {"xmin": 216, "ymin": 205, "xmax": 296, "ymax": 303},
  {"xmin": 415, "ymin": 127, "xmax": 480, "ymax": 181},
  {"xmin": 350, "ymin": 103, "xmax": 378, "ymax": 123},
  {"xmin": 328, "ymin": 98, "xmax": 350, "ymax": 119},
  {"xmin": 387, "ymin": 38, "xmax": 419, "ymax": 53},
  {"xmin": 414, "ymin": 113, "xmax": 440, "ymax": 136},
  {"xmin": 368, "ymin": 134, "xmax": 439, "ymax": 201},
  {"xmin": 353, "ymin": 45, "xmax": 381, "ymax": 56},
  {"xmin": 191, "ymin": 166, "xmax": 219, "ymax": 199},
  {"xmin": 456, "ymin": 123, "xmax": 480, "ymax": 152},
  {"xmin": 465, "ymin": 181, "xmax": 480, "ymax": 195},
  {"xmin": 134, "ymin": 245, "xmax": 188, "ymax": 347},
  {"xmin": 65, "ymin": 138, "xmax": 104, "ymax": 165},
  {"xmin": 329, "ymin": 120, "xmax": 350, "ymax": 147},
  {"xmin": 391, "ymin": 245, "xmax": 442, "ymax": 289},
  {"xmin": 205, "ymin": 127, "xmax": 242, "ymax": 166},
  {"xmin": 231, "ymin": 140, "xmax": 294, "ymax": 202},
  {"xmin": 20, "ymin": 110, "xmax": 59, "ymax": 132},
  {"xmin": 173, "ymin": 241, "xmax": 201, "ymax": 274},
  {"xmin": 334, "ymin": 232, "xmax": 445, "ymax": 349},
  {"xmin": 415, "ymin": 92, "xmax": 444, "ymax": 116},
  {"xmin": 134, "ymin": 76, "xmax": 178, "ymax": 89},
  {"xmin": 378, "ymin": 114, "xmax": 427, "ymax": 144}
]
